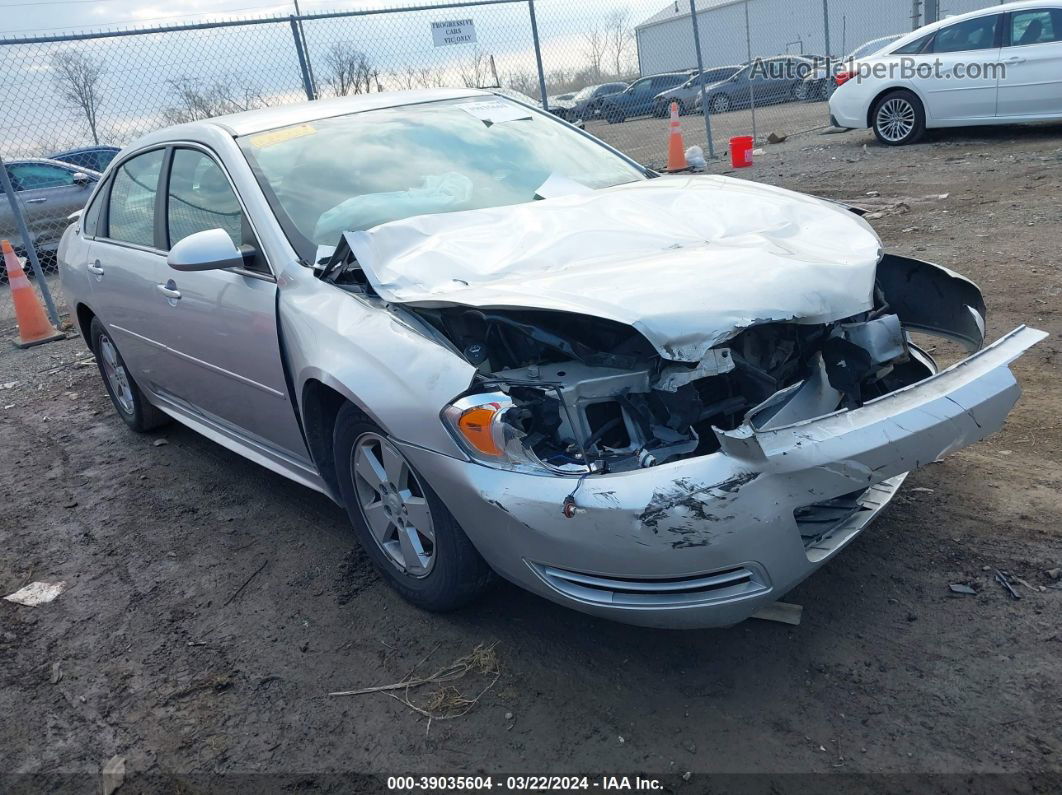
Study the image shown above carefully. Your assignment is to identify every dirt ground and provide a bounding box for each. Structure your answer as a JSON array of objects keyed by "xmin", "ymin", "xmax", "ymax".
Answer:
[{"xmin": 1, "ymin": 120, "xmax": 1060, "ymax": 791}]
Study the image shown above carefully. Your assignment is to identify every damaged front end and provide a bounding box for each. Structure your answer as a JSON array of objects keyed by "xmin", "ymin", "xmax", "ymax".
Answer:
[{"xmin": 412, "ymin": 255, "xmax": 988, "ymax": 480}]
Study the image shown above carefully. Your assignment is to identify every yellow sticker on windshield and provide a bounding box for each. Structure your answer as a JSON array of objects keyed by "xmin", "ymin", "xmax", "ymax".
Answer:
[{"xmin": 250, "ymin": 123, "xmax": 316, "ymax": 148}]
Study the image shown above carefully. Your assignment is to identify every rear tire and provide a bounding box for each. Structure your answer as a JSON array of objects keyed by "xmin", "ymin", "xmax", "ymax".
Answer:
[
  {"xmin": 871, "ymin": 89, "xmax": 925, "ymax": 146},
  {"xmin": 333, "ymin": 404, "xmax": 494, "ymax": 612},
  {"xmin": 89, "ymin": 317, "xmax": 169, "ymax": 432}
]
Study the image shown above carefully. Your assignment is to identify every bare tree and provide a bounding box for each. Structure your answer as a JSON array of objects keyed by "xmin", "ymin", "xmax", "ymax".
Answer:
[
  {"xmin": 605, "ymin": 9, "xmax": 635, "ymax": 78},
  {"xmin": 162, "ymin": 77, "xmax": 265, "ymax": 124},
  {"xmin": 416, "ymin": 67, "xmax": 446, "ymax": 88},
  {"xmin": 50, "ymin": 50, "xmax": 105, "ymax": 145},
  {"xmin": 389, "ymin": 64, "xmax": 419, "ymax": 91},
  {"xmin": 582, "ymin": 28, "xmax": 607, "ymax": 81},
  {"xmin": 504, "ymin": 69, "xmax": 539, "ymax": 99},
  {"xmin": 460, "ymin": 50, "xmax": 490, "ymax": 88},
  {"xmin": 323, "ymin": 42, "xmax": 378, "ymax": 96}
]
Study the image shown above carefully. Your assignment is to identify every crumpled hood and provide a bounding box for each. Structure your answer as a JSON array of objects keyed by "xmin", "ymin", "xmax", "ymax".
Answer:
[{"xmin": 347, "ymin": 175, "xmax": 882, "ymax": 363}]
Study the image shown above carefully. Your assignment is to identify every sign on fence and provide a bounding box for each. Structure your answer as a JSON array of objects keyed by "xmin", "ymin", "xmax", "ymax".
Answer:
[{"xmin": 431, "ymin": 19, "xmax": 476, "ymax": 47}]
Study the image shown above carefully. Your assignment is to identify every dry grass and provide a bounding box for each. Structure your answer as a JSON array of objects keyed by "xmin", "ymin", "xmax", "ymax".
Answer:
[{"xmin": 331, "ymin": 642, "xmax": 500, "ymax": 733}]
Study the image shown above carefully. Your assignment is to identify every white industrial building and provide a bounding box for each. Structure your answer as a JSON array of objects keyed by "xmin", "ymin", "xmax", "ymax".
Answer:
[{"xmin": 635, "ymin": 0, "xmax": 1002, "ymax": 75}]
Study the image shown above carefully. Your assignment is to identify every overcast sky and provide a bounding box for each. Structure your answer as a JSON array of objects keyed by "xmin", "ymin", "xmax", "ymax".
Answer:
[
  {"xmin": 4, "ymin": 0, "xmax": 662, "ymax": 37},
  {"xmin": 1, "ymin": 0, "xmax": 669, "ymax": 155}
]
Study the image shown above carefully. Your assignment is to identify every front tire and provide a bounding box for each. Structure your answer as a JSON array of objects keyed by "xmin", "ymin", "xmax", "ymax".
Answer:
[
  {"xmin": 89, "ymin": 317, "xmax": 169, "ymax": 432},
  {"xmin": 710, "ymin": 94, "xmax": 730, "ymax": 114},
  {"xmin": 872, "ymin": 89, "xmax": 925, "ymax": 146},
  {"xmin": 333, "ymin": 404, "xmax": 494, "ymax": 612},
  {"xmin": 606, "ymin": 108, "xmax": 625, "ymax": 124}
]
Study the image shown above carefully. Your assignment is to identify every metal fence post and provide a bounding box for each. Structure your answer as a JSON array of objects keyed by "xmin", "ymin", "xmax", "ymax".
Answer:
[
  {"xmin": 744, "ymin": 1, "xmax": 757, "ymax": 143},
  {"xmin": 688, "ymin": 0, "xmax": 715, "ymax": 159},
  {"xmin": 292, "ymin": 0, "xmax": 317, "ymax": 96},
  {"xmin": 289, "ymin": 16, "xmax": 316, "ymax": 100},
  {"xmin": 0, "ymin": 153, "xmax": 61, "ymax": 327},
  {"xmin": 822, "ymin": 0, "xmax": 831, "ymax": 56},
  {"xmin": 821, "ymin": 0, "xmax": 831, "ymax": 102},
  {"xmin": 528, "ymin": 0, "xmax": 549, "ymax": 110}
]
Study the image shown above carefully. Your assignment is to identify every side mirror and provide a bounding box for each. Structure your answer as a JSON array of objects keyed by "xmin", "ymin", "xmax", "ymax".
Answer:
[
  {"xmin": 167, "ymin": 228, "xmax": 245, "ymax": 272},
  {"xmin": 72, "ymin": 171, "xmax": 91, "ymax": 186}
]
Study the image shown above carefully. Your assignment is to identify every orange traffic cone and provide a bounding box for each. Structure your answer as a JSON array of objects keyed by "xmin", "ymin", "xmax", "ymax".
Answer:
[
  {"xmin": 666, "ymin": 101, "xmax": 688, "ymax": 172},
  {"xmin": 2, "ymin": 240, "xmax": 64, "ymax": 348}
]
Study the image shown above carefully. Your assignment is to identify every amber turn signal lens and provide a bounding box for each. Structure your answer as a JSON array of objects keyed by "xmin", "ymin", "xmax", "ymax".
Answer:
[{"xmin": 456, "ymin": 404, "xmax": 504, "ymax": 457}]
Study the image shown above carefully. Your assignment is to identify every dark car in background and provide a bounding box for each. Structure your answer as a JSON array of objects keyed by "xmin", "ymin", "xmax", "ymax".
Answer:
[
  {"xmin": 652, "ymin": 65, "xmax": 743, "ymax": 116},
  {"xmin": 49, "ymin": 145, "xmax": 121, "ymax": 173},
  {"xmin": 552, "ymin": 81, "xmax": 628, "ymax": 121},
  {"xmin": 796, "ymin": 35, "xmax": 902, "ymax": 101},
  {"xmin": 600, "ymin": 71, "xmax": 695, "ymax": 123},
  {"xmin": 1, "ymin": 158, "xmax": 100, "ymax": 269},
  {"xmin": 692, "ymin": 56, "xmax": 813, "ymax": 114}
]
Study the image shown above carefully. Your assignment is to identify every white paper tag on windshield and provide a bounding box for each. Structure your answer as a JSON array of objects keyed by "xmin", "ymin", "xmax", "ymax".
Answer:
[
  {"xmin": 534, "ymin": 173, "xmax": 593, "ymax": 200},
  {"xmin": 459, "ymin": 100, "xmax": 533, "ymax": 126}
]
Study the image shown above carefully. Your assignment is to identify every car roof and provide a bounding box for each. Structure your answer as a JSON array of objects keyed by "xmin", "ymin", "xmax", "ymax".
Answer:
[
  {"xmin": 50, "ymin": 146, "xmax": 120, "ymax": 156},
  {"xmin": 886, "ymin": 0, "xmax": 1057, "ymax": 51},
  {"xmin": 128, "ymin": 88, "xmax": 491, "ymax": 148},
  {"xmin": 8, "ymin": 156, "xmax": 100, "ymax": 173}
]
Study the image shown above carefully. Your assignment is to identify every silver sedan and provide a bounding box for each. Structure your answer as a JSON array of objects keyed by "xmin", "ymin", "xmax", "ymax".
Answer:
[{"xmin": 59, "ymin": 89, "xmax": 1043, "ymax": 628}]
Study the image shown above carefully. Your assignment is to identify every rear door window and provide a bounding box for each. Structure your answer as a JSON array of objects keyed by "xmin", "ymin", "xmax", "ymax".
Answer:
[
  {"xmin": 1008, "ymin": 9, "xmax": 1062, "ymax": 46},
  {"xmin": 106, "ymin": 149, "xmax": 165, "ymax": 248},
  {"xmin": 893, "ymin": 32, "xmax": 934, "ymax": 54}
]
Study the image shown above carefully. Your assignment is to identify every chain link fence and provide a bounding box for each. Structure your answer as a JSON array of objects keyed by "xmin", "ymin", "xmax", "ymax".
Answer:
[{"xmin": 1, "ymin": 0, "xmax": 994, "ymax": 290}]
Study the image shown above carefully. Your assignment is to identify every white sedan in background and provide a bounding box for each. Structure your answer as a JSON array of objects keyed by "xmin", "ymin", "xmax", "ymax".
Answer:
[{"xmin": 830, "ymin": 0, "xmax": 1062, "ymax": 144}]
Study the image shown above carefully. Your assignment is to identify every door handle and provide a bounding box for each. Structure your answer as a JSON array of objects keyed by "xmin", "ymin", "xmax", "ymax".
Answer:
[
  {"xmin": 87, "ymin": 260, "xmax": 104, "ymax": 276},
  {"xmin": 157, "ymin": 281, "xmax": 181, "ymax": 301},
  {"xmin": 25, "ymin": 197, "xmax": 46, "ymax": 204},
  {"xmin": 1001, "ymin": 55, "xmax": 1025, "ymax": 64}
]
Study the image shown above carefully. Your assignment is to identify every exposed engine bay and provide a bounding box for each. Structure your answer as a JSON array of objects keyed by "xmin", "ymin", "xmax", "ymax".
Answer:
[{"xmin": 409, "ymin": 297, "xmax": 931, "ymax": 474}]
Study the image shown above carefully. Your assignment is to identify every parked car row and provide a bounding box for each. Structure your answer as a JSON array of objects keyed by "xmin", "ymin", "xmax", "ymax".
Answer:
[
  {"xmin": 689, "ymin": 56, "xmax": 814, "ymax": 114},
  {"xmin": 555, "ymin": 52, "xmax": 838, "ymax": 126}
]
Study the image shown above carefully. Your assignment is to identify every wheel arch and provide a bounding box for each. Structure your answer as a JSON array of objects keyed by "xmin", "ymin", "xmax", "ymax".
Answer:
[
  {"xmin": 299, "ymin": 375, "xmax": 372, "ymax": 500},
  {"xmin": 75, "ymin": 302, "xmax": 96, "ymax": 347},
  {"xmin": 866, "ymin": 84, "xmax": 928, "ymax": 128}
]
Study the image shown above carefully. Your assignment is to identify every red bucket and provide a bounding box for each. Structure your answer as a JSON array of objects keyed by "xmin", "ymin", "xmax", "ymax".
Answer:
[{"xmin": 730, "ymin": 135, "xmax": 754, "ymax": 168}]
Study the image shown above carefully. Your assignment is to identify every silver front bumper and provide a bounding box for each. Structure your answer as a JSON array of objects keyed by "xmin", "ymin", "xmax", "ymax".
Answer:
[{"xmin": 400, "ymin": 326, "xmax": 1045, "ymax": 629}]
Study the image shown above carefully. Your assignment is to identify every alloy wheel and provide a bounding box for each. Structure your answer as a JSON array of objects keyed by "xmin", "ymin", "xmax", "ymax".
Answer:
[
  {"xmin": 351, "ymin": 432, "xmax": 436, "ymax": 578},
  {"xmin": 876, "ymin": 98, "xmax": 916, "ymax": 143},
  {"xmin": 98, "ymin": 334, "xmax": 134, "ymax": 415}
]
